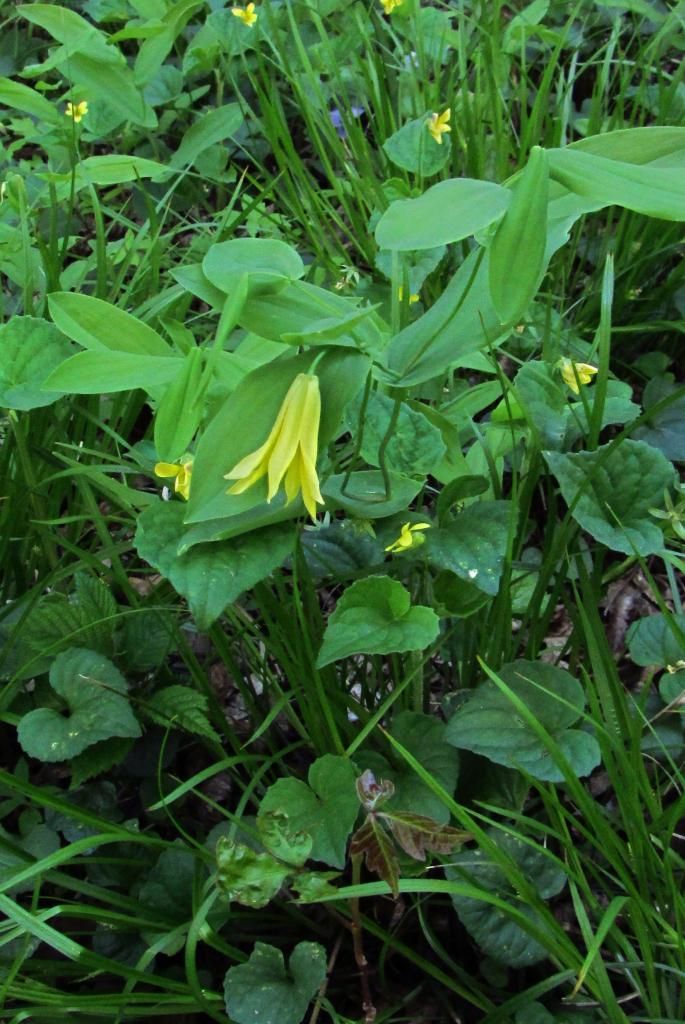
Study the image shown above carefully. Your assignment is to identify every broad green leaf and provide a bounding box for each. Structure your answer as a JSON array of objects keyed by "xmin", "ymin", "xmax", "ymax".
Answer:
[
  {"xmin": 70, "ymin": 737, "xmax": 133, "ymax": 788},
  {"xmin": 626, "ymin": 613, "xmax": 685, "ymax": 668},
  {"xmin": 145, "ymin": 685, "xmax": 220, "ymax": 743},
  {"xmin": 446, "ymin": 829, "xmax": 566, "ymax": 967},
  {"xmin": 0, "ymin": 76, "xmax": 61, "ymax": 123},
  {"xmin": 513, "ymin": 362, "xmax": 639, "ymax": 449},
  {"xmin": 154, "ymin": 348, "xmax": 204, "ymax": 462},
  {"xmin": 203, "ymin": 238, "xmax": 304, "ymax": 296},
  {"xmin": 0, "ymin": 822, "xmax": 60, "ymax": 896},
  {"xmin": 425, "ymin": 501, "xmax": 514, "ymax": 596},
  {"xmin": 383, "ymin": 248, "xmax": 508, "ymax": 387},
  {"xmin": 633, "ymin": 375, "xmax": 685, "ymax": 461},
  {"xmin": 134, "ymin": 0, "xmax": 204, "ymax": 85},
  {"xmin": 489, "ymin": 146, "xmax": 548, "ymax": 323},
  {"xmin": 0, "ymin": 316, "xmax": 73, "ymax": 410},
  {"xmin": 17, "ymin": 648, "xmax": 141, "ymax": 762},
  {"xmin": 170, "ymin": 263, "xmax": 227, "ymax": 309},
  {"xmin": 72, "ymin": 154, "xmax": 168, "ymax": 186},
  {"xmin": 322, "ymin": 471, "xmax": 423, "ymax": 520},
  {"xmin": 43, "ymin": 351, "xmax": 182, "ymax": 394},
  {"xmin": 224, "ymin": 942, "xmax": 327, "ymax": 1024},
  {"xmin": 301, "ymin": 520, "xmax": 384, "ymax": 579},
  {"xmin": 257, "ymin": 811, "xmax": 313, "ymax": 868},
  {"xmin": 238, "ymin": 280, "xmax": 370, "ymax": 343},
  {"xmin": 549, "ymin": 147, "xmax": 685, "ymax": 221},
  {"xmin": 170, "ymin": 102, "xmax": 243, "ymax": 169},
  {"xmin": 316, "ymin": 576, "xmax": 440, "ymax": 667},
  {"xmin": 280, "ymin": 304, "xmax": 380, "ymax": 349},
  {"xmin": 135, "ymin": 501, "xmax": 295, "ymax": 630},
  {"xmin": 446, "ymin": 659, "xmax": 600, "ymax": 782},
  {"xmin": 186, "ymin": 348, "xmax": 368, "ymax": 528},
  {"xmin": 383, "ymin": 115, "xmax": 451, "ymax": 176},
  {"xmin": 18, "ymin": 4, "xmax": 121, "ymax": 63},
  {"xmin": 344, "ymin": 391, "xmax": 446, "ymax": 477},
  {"xmin": 362, "ymin": 711, "xmax": 459, "ymax": 823},
  {"xmin": 139, "ymin": 845, "xmax": 196, "ymax": 919},
  {"xmin": 48, "ymin": 293, "xmax": 171, "ymax": 356},
  {"xmin": 259, "ymin": 754, "xmax": 358, "ymax": 868},
  {"xmin": 544, "ymin": 439, "xmax": 676, "ymax": 556},
  {"xmin": 216, "ymin": 838, "xmax": 291, "ymax": 909},
  {"xmin": 375, "ymin": 178, "xmax": 510, "ymax": 251}
]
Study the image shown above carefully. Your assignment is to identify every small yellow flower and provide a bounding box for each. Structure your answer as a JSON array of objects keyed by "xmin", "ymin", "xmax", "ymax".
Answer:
[
  {"xmin": 398, "ymin": 286, "xmax": 419, "ymax": 305},
  {"xmin": 380, "ymin": 0, "xmax": 402, "ymax": 13},
  {"xmin": 232, "ymin": 2, "xmax": 257, "ymax": 26},
  {"xmin": 155, "ymin": 459, "xmax": 193, "ymax": 501},
  {"xmin": 224, "ymin": 373, "xmax": 324, "ymax": 521},
  {"xmin": 385, "ymin": 522, "xmax": 431, "ymax": 553},
  {"xmin": 427, "ymin": 108, "xmax": 451, "ymax": 145},
  {"xmin": 65, "ymin": 100, "xmax": 88, "ymax": 123},
  {"xmin": 557, "ymin": 357, "xmax": 598, "ymax": 395}
]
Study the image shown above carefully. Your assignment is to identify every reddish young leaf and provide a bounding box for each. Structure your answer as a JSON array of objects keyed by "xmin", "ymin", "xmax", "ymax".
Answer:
[{"xmin": 350, "ymin": 817, "xmax": 400, "ymax": 897}]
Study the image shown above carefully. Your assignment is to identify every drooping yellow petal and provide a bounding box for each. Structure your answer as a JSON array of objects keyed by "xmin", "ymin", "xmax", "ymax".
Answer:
[
  {"xmin": 299, "ymin": 450, "xmax": 324, "ymax": 521},
  {"xmin": 155, "ymin": 462, "xmax": 182, "ymax": 480},
  {"xmin": 266, "ymin": 375, "xmax": 310, "ymax": 500},
  {"xmin": 223, "ymin": 372, "xmax": 324, "ymax": 520}
]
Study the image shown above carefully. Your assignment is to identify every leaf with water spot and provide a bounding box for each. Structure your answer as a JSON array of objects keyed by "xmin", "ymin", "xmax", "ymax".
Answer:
[
  {"xmin": 17, "ymin": 648, "xmax": 141, "ymax": 763},
  {"xmin": 425, "ymin": 501, "xmax": 515, "ymax": 596}
]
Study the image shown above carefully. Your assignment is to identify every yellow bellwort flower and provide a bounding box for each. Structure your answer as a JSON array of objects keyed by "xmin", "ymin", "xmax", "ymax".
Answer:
[
  {"xmin": 65, "ymin": 100, "xmax": 88, "ymax": 123},
  {"xmin": 232, "ymin": 2, "xmax": 257, "ymax": 26},
  {"xmin": 427, "ymin": 108, "xmax": 451, "ymax": 145},
  {"xmin": 155, "ymin": 459, "xmax": 193, "ymax": 501},
  {"xmin": 385, "ymin": 522, "xmax": 431, "ymax": 553},
  {"xmin": 557, "ymin": 357, "xmax": 598, "ymax": 394},
  {"xmin": 380, "ymin": 0, "xmax": 402, "ymax": 13},
  {"xmin": 224, "ymin": 373, "xmax": 324, "ymax": 521}
]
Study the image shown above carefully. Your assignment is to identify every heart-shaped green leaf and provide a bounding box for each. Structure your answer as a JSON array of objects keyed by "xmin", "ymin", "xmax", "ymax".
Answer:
[
  {"xmin": 259, "ymin": 755, "xmax": 358, "ymax": 868},
  {"xmin": 135, "ymin": 501, "xmax": 294, "ymax": 631},
  {"xmin": 545, "ymin": 439, "xmax": 675, "ymax": 556},
  {"xmin": 0, "ymin": 316, "xmax": 73, "ymax": 410},
  {"xmin": 316, "ymin": 576, "xmax": 440, "ymax": 667},
  {"xmin": 446, "ymin": 659, "xmax": 600, "ymax": 782},
  {"xmin": 17, "ymin": 648, "xmax": 140, "ymax": 762},
  {"xmin": 224, "ymin": 942, "xmax": 327, "ymax": 1024}
]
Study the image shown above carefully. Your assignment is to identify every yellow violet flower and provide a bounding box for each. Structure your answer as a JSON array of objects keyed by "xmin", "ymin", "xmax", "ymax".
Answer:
[
  {"xmin": 398, "ymin": 286, "xmax": 419, "ymax": 304},
  {"xmin": 65, "ymin": 100, "xmax": 88, "ymax": 123},
  {"xmin": 155, "ymin": 459, "xmax": 193, "ymax": 501},
  {"xmin": 232, "ymin": 2, "xmax": 257, "ymax": 26},
  {"xmin": 380, "ymin": 0, "xmax": 402, "ymax": 13},
  {"xmin": 557, "ymin": 357, "xmax": 598, "ymax": 395},
  {"xmin": 427, "ymin": 108, "xmax": 451, "ymax": 145},
  {"xmin": 385, "ymin": 522, "xmax": 431, "ymax": 553},
  {"xmin": 224, "ymin": 373, "xmax": 324, "ymax": 521}
]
